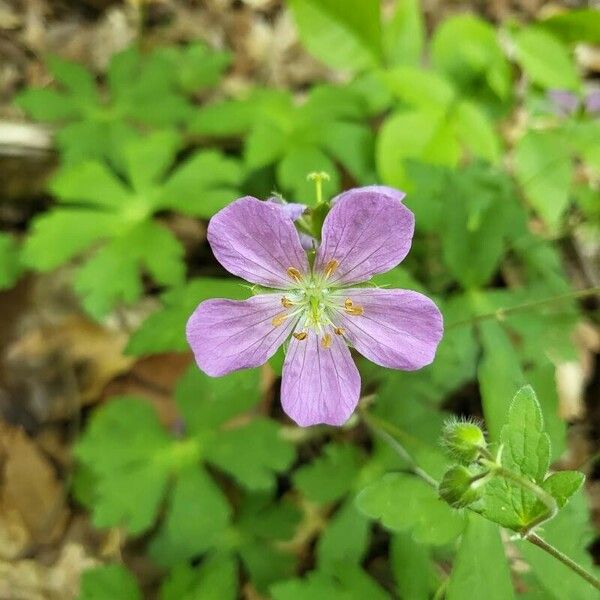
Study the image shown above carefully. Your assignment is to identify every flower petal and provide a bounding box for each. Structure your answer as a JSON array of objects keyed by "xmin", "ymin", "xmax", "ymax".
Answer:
[
  {"xmin": 281, "ymin": 329, "xmax": 361, "ymax": 427},
  {"xmin": 186, "ymin": 294, "xmax": 298, "ymax": 376},
  {"xmin": 315, "ymin": 187, "xmax": 414, "ymax": 286},
  {"xmin": 268, "ymin": 196, "xmax": 307, "ymax": 221},
  {"xmin": 208, "ymin": 197, "xmax": 309, "ymax": 288},
  {"xmin": 330, "ymin": 288, "xmax": 443, "ymax": 370},
  {"xmin": 331, "ymin": 185, "xmax": 406, "ymax": 205}
]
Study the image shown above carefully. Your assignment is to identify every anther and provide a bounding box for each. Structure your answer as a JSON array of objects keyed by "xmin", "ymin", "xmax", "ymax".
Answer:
[
  {"xmin": 324, "ymin": 259, "xmax": 339, "ymax": 279},
  {"xmin": 344, "ymin": 298, "xmax": 354, "ymax": 309},
  {"xmin": 293, "ymin": 331, "xmax": 307, "ymax": 341},
  {"xmin": 272, "ymin": 313, "xmax": 287, "ymax": 327},
  {"xmin": 287, "ymin": 267, "xmax": 303, "ymax": 283},
  {"xmin": 281, "ymin": 297, "xmax": 294, "ymax": 308},
  {"xmin": 321, "ymin": 334, "xmax": 332, "ymax": 348},
  {"xmin": 334, "ymin": 327, "xmax": 345, "ymax": 335},
  {"xmin": 345, "ymin": 305, "xmax": 364, "ymax": 316}
]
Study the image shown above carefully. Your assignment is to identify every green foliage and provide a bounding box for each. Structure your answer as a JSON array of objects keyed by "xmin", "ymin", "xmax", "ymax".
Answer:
[
  {"xmin": 22, "ymin": 131, "xmax": 241, "ymax": 318},
  {"xmin": 191, "ymin": 85, "xmax": 374, "ymax": 199},
  {"xmin": 356, "ymin": 472, "xmax": 465, "ymax": 545},
  {"xmin": 79, "ymin": 565, "xmax": 141, "ymax": 600},
  {"xmin": 16, "ymin": 44, "xmax": 228, "ymax": 164},
  {"xmin": 446, "ymin": 515, "xmax": 515, "ymax": 600}
]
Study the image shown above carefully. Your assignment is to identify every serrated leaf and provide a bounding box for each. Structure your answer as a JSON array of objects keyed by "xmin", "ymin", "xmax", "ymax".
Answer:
[
  {"xmin": 175, "ymin": 364, "xmax": 261, "ymax": 432},
  {"xmin": 288, "ymin": 0, "xmax": 383, "ymax": 72},
  {"xmin": 74, "ymin": 397, "xmax": 172, "ymax": 535},
  {"xmin": 542, "ymin": 471, "xmax": 584, "ymax": 508},
  {"xmin": 160, "ymin": 556, "xmax": 237, "ymax": 600},
  {"xmin": 356, "ymin": 473, "xmax": 465, "ymax": 545},
  {"xmin": 446, "ymin": 514, "xmax": 515, "ymax": 600},
  {"xmin": 293, "ymin": 443, "xmax": 361, "ymax": 504},
  {"xmin": 205, "ymin": 418, "xmax": 295, "ymax": 491},
  {"xmin": 125, "ymin": 277, "xmax": 247, "ymax": 355},
  {"xmin": 158, "ymin": 151, "xmax": 242, "ymax": 218},
  {"xmin": 78, "ymin": 565, "xmax": 141, "ymax": 600},
  {"xmin": 149, "ymin": 466, "xmax": 231, "ymax": 566},
  {"xmin": 15, "ymin": 88, "xmax": 80, "ymax": 121},
  {"xmin": 47, "ymin": 55, "xmax": 97, "ymax": 103}
]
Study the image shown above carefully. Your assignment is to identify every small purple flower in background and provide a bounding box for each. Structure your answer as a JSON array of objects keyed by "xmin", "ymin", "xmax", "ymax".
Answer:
[
  {"xmin": 547, "ymin": 88, "xmax": 600, "ymax": 117},
  {"xmin": 186, "ymin": 186, "xmax": 443, "ymax": 427}
]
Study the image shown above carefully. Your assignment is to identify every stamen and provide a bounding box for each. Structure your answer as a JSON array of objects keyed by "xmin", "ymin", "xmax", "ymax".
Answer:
[
  {"xmin": 324, "ymin": 259, "xmax": 339, "ymax": 279},
  {"xmin": 287, "ymin": 267, "xmax": 303, "ymax": 283},
  {"xmin": 321, "ymin": 334, "xmax": 332, "ymax": 348},
  {"xmin": 293, "ymin": 331, "xmax": 307, "ymax": 341},
  {"xmin": 272, "ymin": 313, "xmax": 288, "ymax": 327},
  {"xmin": 281, "ymin": 296, "xmax": 294, "ymax": 308},
  {"xmin": 344, "ymin": 298, "xmax": 363, "ymax": 316},
  {"xmin": 334, "ymin": 327, "xmax": 345, "ymax": 335}
]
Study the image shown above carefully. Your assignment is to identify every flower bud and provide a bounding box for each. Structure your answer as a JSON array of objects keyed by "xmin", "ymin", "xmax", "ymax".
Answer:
[
  {"xmin": 439, "ymin": 466, "xmax": 482, "ymax": 509},
  {"xmin": 441, "ymin": 419, "xmax": 486, "ymax": 464}
]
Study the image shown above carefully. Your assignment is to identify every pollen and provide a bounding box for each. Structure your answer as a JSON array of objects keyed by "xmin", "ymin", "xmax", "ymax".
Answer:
[
  {"xmin": 281, "ymin": 296, "xmax": 294, "ymax": 308},
  {"xmin": 321, "ymin": 334, "xmax": 332, "ymax": 348},
  {"xmin": 287, "ymin": 267, "xmax": 303, "ymax": 283},
  {"xmin": 272, "ymin": 313, "xmax": 287, "ymax": 327},
  {"xmin": 334, "ymin": 327, "xmax": 345, "ymax": 335},
  {"xmin": 293, "ymin": 331, "xmax": 307, "ymax": 341},
  {"xmin": 344, "ymin": 298, "xmax": 354, "ymax": 309},
  {"xmin": 324, "ymin": 259, "xmax": 339, "ymax": 279},
  {"xmin": 345, "ymin": 305, "xmax": 364, "ymax": 316}
]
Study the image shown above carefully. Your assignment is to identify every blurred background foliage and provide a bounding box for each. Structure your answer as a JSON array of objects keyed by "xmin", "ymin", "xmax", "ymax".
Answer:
[{"xmin": 0, "ymin": 0, "xmax": 598, "ymax": 598}]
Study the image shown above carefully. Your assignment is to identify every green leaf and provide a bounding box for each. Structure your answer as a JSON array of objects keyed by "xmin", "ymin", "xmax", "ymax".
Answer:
[
  {"xmin": 74, "ymin": 397, "xmax": 172, "ymax": 535},
  {"xmin": 175, "ymin": 365, "xmax": 262, "ymax": 432},
  {"xmin": 453, "ymin": 100, "xmax": 500, "ymax": 163},
  {"xmin": 441, "ymin": 164, "xmax": 516, "ymax": 288},
  {"xmin": 514, "ymin": 27, "xmax": 580, "ymax": 90},
  {"xmin": 542, "ymin": 471, "xmax": 584, "ymax": 509},
  {"xmin": 540, "ymin": 9, "xmax": 600, "ymax": 44},
  {"xmin": 446, "ymin": 514, "xmax": 515, "ymax": 600},
  {"xmin": 271, "ymin": 566, "xmax": 390, "ymax": 600},
  {"xmin": 293, "ymin": 443, "xmax": 361, "ymax": 504},
  {"xmin": 123, "ymin": 130, "xmax": 181, "ymax": 192},
  {"xmin": 390, "ymin": 533, "xmax": 437, "ymax": 600},
  {"xmin": 160, "ymin": 556, "xmax": 237, "ymax": 600},
  {"xmin": 376, "ymin": 109, "xmax": 459, "ymax": 191},
  {"xmin": 478, "ymin": 320, "xmax": 525, "ymax": 442},
  {"xmin": 15, "ymin": 88, "xmax": 80, "ymax": 121},
  {"xmin": 356, "ymin": 473, "xmax": 465, "ymax": 545},
  {"xmin": 79, "ymin": 565, "xmax": 141, "ymax": 600},
  {"xmin": 0, "ymin": 234, "xmax": 22, "ymax": 290},
  {"xmin": 205, "ymin": 418, "xmax": 295, "ymax": 491},
  {"xmin": 383, "ymin": 0, "xmax": 424, "ymax": 66},
  {"xmin": 383, "ymin": 66, "xmax": 456, "ymax": 111},
  {"xmin": 514, "ymin": 130, "xmax": 573, "ymax": 229},
  {"xmin": 277, "ymin": 146, "xmax": 339, "ymax": 200},
  {"xmin": 430, "ymin": 15, "xmax": 510, "ymax": 99},
  {"xmin": 22, "ymin": 210, "xmax": 117, "ymax": 271},
  {"xmin": 158, "ymin": 151, "xmax": 242, "ymax": 218},
  {"xmin": 149, "ymin": 466, "xmax": 231, "ymax": 566},
  {"xmin": 288, "ymin": 0, "xmax": 383, "ymax": 71},
  {"xmin": 125, "ymin": 278, "xmax": 247, "ymax": 356},
  {"xmin": 47, "ymin": 55, "xmax": 97, "ymax": 103},
  {"xmin": 317, "ymin": 499, "xmax": 369, "ymax": 571},
  {"xmin": 481, "ymin": 386, "xmax": 552, "ymax": 530}
]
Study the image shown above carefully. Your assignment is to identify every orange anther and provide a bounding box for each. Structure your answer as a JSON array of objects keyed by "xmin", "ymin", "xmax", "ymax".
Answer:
[
  {"xmin": 287, "ymin": 267, "xmax": 303, "ymax": 282},
  {"xmin": 281, "ymin": 297, "xmax": 294, "ymax": 308},
  {"xmin": 293, "ymin": 331, "xmax": 307, "ymax": 340},
  {"xmin": 272, "ymin": 313, "xmax": 287, "ymax": 327},
  {"xmin": 321, "ymin": 334, "xmax": 332, "ymax": 349},
  {"xmin": 334, "ymin": 327, "xmax": 345, "ymax": 335},
  {"xmin": 324, "ymin": 259, "xmax": 339, "ymax": 279}
]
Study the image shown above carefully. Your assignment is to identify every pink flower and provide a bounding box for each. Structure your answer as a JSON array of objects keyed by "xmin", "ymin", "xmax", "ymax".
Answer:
[{"xmin": 186, "ymin": 187, "xmax": 443, "ymax": 426}]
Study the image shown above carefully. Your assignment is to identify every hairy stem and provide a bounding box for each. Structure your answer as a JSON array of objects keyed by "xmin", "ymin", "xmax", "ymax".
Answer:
[
  {"xmin": 446, "ymin": 287, "xmax": 599, "ymax": 330},
  {"xmin": 363, "ymin": 412, "xmax": 600, "ymax": 591}
]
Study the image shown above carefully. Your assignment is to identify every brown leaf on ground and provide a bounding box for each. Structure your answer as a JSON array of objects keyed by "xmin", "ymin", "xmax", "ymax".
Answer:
[
  {"xmin": 0, "ymin": 542, "xmax": 97, "ymax": 600},
  {"xmin": 0, "ymin": 421, "xmax": 68, "ymax": 560}
]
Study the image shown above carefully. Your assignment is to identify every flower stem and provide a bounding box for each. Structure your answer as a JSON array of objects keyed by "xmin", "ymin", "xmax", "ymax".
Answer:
[
  {"xmin": 446, "ymin": 287, "xmax": 599, "ymax": 330},
  {"xmin": 527, "ymin": 533, "xmax": 600, "ymax": 591},
  {"xmin": 363, "ymin": 411, "xmax": 600, "ymax": 591}
]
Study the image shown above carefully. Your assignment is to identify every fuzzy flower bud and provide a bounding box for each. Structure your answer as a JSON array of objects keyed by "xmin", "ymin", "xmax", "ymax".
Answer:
[
  {"xmin": 441, "ymin": 419, "xmax": 486, "ymax": 464},
  {"xmin": 439, "ymin": 466, "xmax": 482, "ymax": 509}
]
